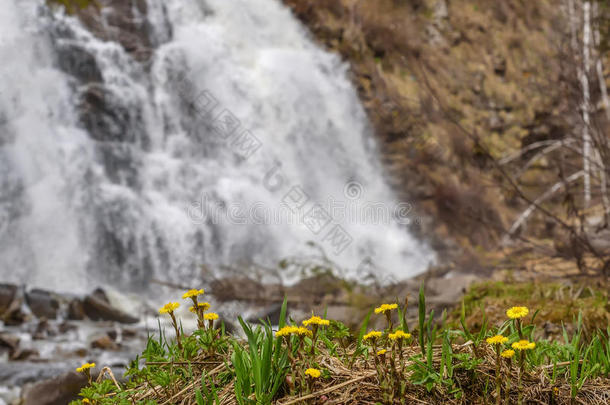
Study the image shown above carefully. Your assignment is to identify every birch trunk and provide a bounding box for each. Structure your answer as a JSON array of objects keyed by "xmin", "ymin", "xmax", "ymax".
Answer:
[{"xmin": 582, "ymin": 1, "xmax": 592, "ymax": 209}]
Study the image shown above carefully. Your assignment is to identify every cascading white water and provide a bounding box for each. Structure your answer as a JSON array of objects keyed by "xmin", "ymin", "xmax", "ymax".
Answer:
[{"xmin": 0, "ymin": 0, "xmax": 434, "ymax": 293}]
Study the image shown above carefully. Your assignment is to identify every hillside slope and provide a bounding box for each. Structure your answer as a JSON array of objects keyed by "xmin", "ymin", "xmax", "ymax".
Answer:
[{"xmin": 283, "ymin": 0, "xmax": 610, "ymax": 275}]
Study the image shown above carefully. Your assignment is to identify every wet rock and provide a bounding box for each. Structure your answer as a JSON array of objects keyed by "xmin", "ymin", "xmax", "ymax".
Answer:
[
  {"xmin": 67, "ymin": 298, "xmax": 86, "ymax": 320},
  {"xmin": 2, "ymin": 304, "xmax": 27, "ymax": 326},
  {"xmin": 287, "ymin": 273, "xmax": 343, "ymax": 305},
  {"xmin": 246, "ymin": 303, "xmax": 284, "ymax": 325},
  {"xmin": 122, "ymin": 328, "xmax": 137, "ymax": 339},
  {"xmin": 75, "ymin": 0, "xmax": 154, "ymax": 62},
  {"xmin": 59, "ymin": 321, "xmax": 78, "ymax": 334},
  {"xmin": 426, "ymin": 273, "xmax": 480, "ymax": 310},
  {"xmin": 73, "ymin": 347, "xmax": 88, "ymax": 357},
  {"xmin": 25, "ymin": 289, "xmax": 59, "ymax": 319},
  {"xmin": 33, "ymin": 318, "xmax": 55, "ymax": 340},
  {"xmin": 106, "ymin": 329, "xmax": 118, "ymax": 341},
  {"xmin": 83, "ymin": 294, "xmax": 138, "ymax": 324},
  {"xmin": 55, "ymin": 42, "xmax": 103, "ymax": 83},
  {"xmin": 22, "ymin": 371, "xmax": 87, "ymax": 405},
  {"xmin": 11, "ymin": 348, "xmax": 39, "ymax": 361},
  {"xmin": 91, "ymin": 287, "xmax": 110, "ymax": 303},
  {"xmin": 0, "ymin": 333, "xmax": 19, "ymax": 358},
  {"xmin": 218, "ymin": 317, "xmax": 237, "ymax": 335},
  {"xmin": 210, "ymin": 276, "xmax": 269, "ymax": 302},
  {"xmin": 0, "ymin": 283, "xmax": 18, "ymax": 315},
  {"xmin": 0, "ymin": 288, "xmax": 27, "ymax": 325},
  {"xmin": 91, "ymin": 334, "xmax": 119, "ymax": 351}
]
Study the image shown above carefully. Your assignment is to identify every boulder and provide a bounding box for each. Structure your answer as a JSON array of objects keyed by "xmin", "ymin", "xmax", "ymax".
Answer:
[
  {"xmin": 33, "ymin": 318, "xmax": 55, "ymax": 340},
  {"xmin": 67, "ymin": 298, "xmax": 87, "ymax": 320},
  {"xmin": 91, "ymin": 288, "xmax": 110, "ymax": 303},
  {"xmin": 426, "ymin": 273, "xmax": 480, "ymax": 310},
  {"xmin": 25, "ymin": 289, "xmax": 59, "ymax": 319},
  {"xmin": 210, "ymin": 276, "xmax": 268, "ymax": 302},
  {"xmin": 246, "ymin": 303, "xmax": 284, "ymax": 325},
  {"xmin": 0, "ymin": 333, "xmax": 19, "ymax": 358},
  {"xmin": 91, "ymin": 334, "xmax": 119, "ymax": 350},
  {"xmin": 0, "ymin": 283, "xmax": 18, "ymax": 315},
  {"xmin": 22, "ymin": 371, "xmax": 87, "ymax": 405},
  {"xmin": 83, "ymin": 293, "xmax": 138, "ymax": 324},
  {"xmin": 2, "ymin": 303, "xmax": 27, "ymax": 326},
  {"xmin": 11, "ymin": 348, "xmax": 39, "ymax": 361}
]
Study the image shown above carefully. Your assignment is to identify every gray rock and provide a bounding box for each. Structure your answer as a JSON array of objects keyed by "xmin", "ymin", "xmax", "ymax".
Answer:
[
  {"xmin": 427, "ymin": 273, "xmax": 480, "ymax": 310},
  {"xmin": 25, "ymin": 289, "xmax": 59, "ymax": 319},
  {"xmin": 67, "ymin": 298, "xmax": 87, "ymax": 320},
  {"xmin": 91, "ymin": 334, "xmax": 119, "ymax": 350},
  {"xmin": 22, "ymin": 371, "xmax": 87, "ymax": 405},
  {"xmin": 0, "ymin": 283, "xmax": 17, "ymax": 315},
  {"xmin": 246, "ymin": 303, "xmax": 284, "ymax": 325},
  {"xmin": 0, "ymin": 333, "xmax": 19, "ymax": 358},
  {"xmin": 83, "ymin": 294, "xmax": 138, "ymax": 324}
]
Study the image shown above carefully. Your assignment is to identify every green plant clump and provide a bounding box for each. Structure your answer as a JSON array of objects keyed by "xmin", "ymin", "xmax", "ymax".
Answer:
[{"xmin": 71, "ymin": 285, "xmax": 610, "ymax": 404}]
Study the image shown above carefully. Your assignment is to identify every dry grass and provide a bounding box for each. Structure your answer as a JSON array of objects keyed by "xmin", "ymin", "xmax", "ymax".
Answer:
[{"xmin": 104, "ymin": 341, "xmax": 610, "ymax": 405}]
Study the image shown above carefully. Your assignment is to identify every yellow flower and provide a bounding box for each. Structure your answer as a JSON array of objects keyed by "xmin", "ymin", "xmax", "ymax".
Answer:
[
  {"xmin": 204, "ymin": 312, "xmax": 219, "ymax": 320},
  {"xmin": 76, "ymin": 362, "xmax": 95, "ymax": 373},
  {"xmin": 363, "ymin": 331, "xmax": 382, "ymax": 341},
  {"xmin": 189, "ymin": 302, "xmax": 211, "ymax": 313},
  {"xmin": 501, "ymin": 349, "xmax": 515, "ymax": 358},
  {"xmin": 159, "ymin": 302, "xmax": 180, "ymax": 314},
  {"xmin": 486, "ymin": 335, "xmax": 509, "ymax": 345},
  {"xmin": 276, "ymin": 326, "xmax": 298, "ymax": 337},
  {"xmin": 82, "ymin": 400, "xmax": 91, "ymax": 404},
  {"xmin": 304, "ymin": 368, "xmax": 321, "ymax": 378},
  {"xmin": 374, "ymin": 303, "xmax": 398, "ymax": 314},
  {"xmin": 302, "ymin": 316, "xmax": 330, "ymax": 327},
  {"xmin": 296, "ymin": 327, "xmax": 313, "ymax": 337},
  {"xmin": 511, "ymin": 340, "xmax": 536, "ymax": 351},
  {"xmin": 182, "ymin": 289, "xmax": 205, "ymax": 299},
  {"xmin": 376, "ymin": 349, "xmax": 387, "ymax": 355},
  {"xmin": 506, "ymin": 306, "xmax": 529, "ymax": 319},
  {"xmin": 388, "ymin": 330, "xmax": 411, "ymax": 340}
]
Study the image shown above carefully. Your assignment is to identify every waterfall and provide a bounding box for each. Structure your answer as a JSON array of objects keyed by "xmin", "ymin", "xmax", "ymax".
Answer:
[{"xmin": 0, "ymin": 0, "xmax": 434, "ymax": 293}]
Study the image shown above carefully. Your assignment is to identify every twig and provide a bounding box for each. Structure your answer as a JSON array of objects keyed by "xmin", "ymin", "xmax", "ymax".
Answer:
[
  {"xmin": 96, "ymin": 367, "xmax": 121, "ymax": 390},
  {"xmin": 159, "ymin": 363, "xmax": 225, "ymax": 405},
  {"xmin": 278, "ymin": 372, "xmax": 376, "ymax": 405}
]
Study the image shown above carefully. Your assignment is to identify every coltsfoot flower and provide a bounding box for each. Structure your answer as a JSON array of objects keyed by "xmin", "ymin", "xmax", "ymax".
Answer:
[
  {"xmin": 374, "ymin": 303, "xmax": 398, "ymax": 314},
  {"xmin": 76, "ymin": 362, "xmax": 95, "ymax": 373},
  {"xmin": 296, "ymin": 326, "xmax": 313, "ymax": 337},
  {"xmin": 82, "ymin": 399, "xmax": 91, "ymax": 404},
  {"xmin": 388, "ymin": 330, "xmax": 411, "ymax": 340},
  {"xmin": 204, "ymin": 312, "xmax": 219, "ymax": 320},
  {"xmin": 189, "ymin": 302, "xmax": 211, "ymax": 313},
  {"xmin": 276, "ymin": 326, "xmax": 298, "ymax": 337},
  {"xmin": 506, "ymin": 306, "xmax": 529, "ymax": 319},
  {"xmin": 182, "ymin": 289, "xmax": 204, "ymax": 299},
  {"xmin": 363, "ymin": 330, "xmax": 382, "ymax": 341},
  {"xmin": 511, "ymin": 340, "xmax": 536, "ymax": 350},
  {"xmin": 376, "ymin": 349, "xmax": 387, "ymax": 355},
  {"xmin": 159, "ymin": 302, "xmax": 180, "ymax": 314},
  {"xmin": 302, "ymin": 315, "xmax": 330, "ymax": 327},
  {"xmin": 304, "ymin": 368, "xmax": 321, "ymax": 378},
  {"xmin": 501, "ymin": 349, "xmax": 515, "ymax": 358},
  {"xmin": 486, "ymin": 335, "xmax": 509, "ymax": 345}
]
